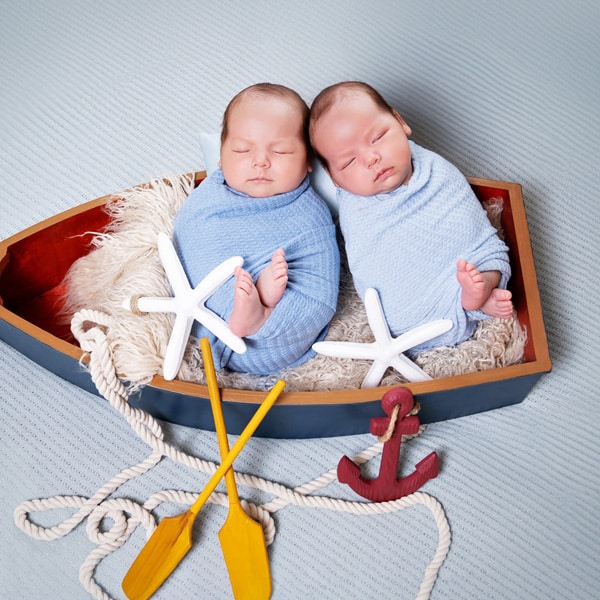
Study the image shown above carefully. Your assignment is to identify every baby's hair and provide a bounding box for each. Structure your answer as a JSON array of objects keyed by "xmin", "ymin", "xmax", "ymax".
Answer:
[
  {"xmin": 221, "ymin": 83, "xmax": 310, "ymax": 146},
  {"xmin": 309, "ymin": 81, "xmax": 395, "ymax": 167}
]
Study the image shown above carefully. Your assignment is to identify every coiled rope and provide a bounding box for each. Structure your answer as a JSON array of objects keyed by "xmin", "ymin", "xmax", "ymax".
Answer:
[{"xmin": 14, "ymin": 308, "xmax": 451, "ymax": 599}]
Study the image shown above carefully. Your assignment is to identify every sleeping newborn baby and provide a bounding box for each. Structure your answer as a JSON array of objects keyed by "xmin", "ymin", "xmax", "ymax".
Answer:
[
  {"xmin": 173, "ymin": 83, "xmax": 339, "ymax": 374},
  {"xmin": 309, "ymin": 81, "xmax": 512, "ymax": 354}
]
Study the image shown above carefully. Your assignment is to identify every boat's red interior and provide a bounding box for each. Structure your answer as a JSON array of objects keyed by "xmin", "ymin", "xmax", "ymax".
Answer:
[
  {"xmin": 470, "ymin": 182, "xmax": 532, "ymax": 361},
  {"xmin": 0, "ymin": 180, "xmax": 534, "ymax": 359},
  {"xmin": 0, "ymin": 204, "xmax": 113, "ymax": 342}
]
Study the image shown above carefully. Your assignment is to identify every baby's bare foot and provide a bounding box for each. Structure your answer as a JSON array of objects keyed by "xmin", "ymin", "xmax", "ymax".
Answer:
[
  {"xmin": 229, "ymin": 267, "xmax": 272, "ymax": 337},
  {"xmin": 457, "ymin": 259, "xmax": 488, "ymax": 311},
  {"xmin": 481, "ymin": 288, "xmax": 514, "ymax": 319},
  {"xmin": 257, "ymin": 248, "xmax": 288, "ymax": 308}
]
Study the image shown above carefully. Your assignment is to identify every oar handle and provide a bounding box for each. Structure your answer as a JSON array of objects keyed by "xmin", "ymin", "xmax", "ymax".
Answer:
[
  {"xmin": 201, "ymin": 338, "xmax": 240, "ymax": 504},
  {"xmin": 189, "ymin": 376, "xmax": 285, "ymax": 516}
]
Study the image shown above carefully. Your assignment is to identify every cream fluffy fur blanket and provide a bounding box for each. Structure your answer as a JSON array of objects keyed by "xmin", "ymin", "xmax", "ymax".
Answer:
[{"xmin": 63, "ymin": 174, "xmax": 526, "ymax": 391}]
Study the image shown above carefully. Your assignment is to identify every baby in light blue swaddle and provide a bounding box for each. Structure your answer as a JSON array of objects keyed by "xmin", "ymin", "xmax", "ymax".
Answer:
[
  {"xmin": 173, "ymin": 83, "xmax": 339, "ymax": 374},
  {"xmin": 309, "ymin": 81, "xmax": 512, "ymax": 355}
]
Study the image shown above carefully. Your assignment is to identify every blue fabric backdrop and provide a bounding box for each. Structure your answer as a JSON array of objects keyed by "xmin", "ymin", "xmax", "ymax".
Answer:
[{"xmin": 1, "ymin": 1, "xmax": 598, "ymax": 598}]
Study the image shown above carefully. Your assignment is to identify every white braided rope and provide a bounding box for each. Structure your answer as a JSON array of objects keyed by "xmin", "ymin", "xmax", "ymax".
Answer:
[{"xmin": 14, "ymin": 308, "xmax": 451, "ymax": 600}]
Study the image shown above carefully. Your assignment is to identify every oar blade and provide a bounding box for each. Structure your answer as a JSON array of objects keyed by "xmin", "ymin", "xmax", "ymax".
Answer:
[
  {"xmin": 122, "ymin": 512, "xmax": 194, "ymax": 600},
  {"xmin": 218, "ymin": 506, "xmax": 272, "ymax": 599}
]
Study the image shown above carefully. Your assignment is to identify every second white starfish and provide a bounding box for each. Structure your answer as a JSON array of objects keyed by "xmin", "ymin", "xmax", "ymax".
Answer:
[{"xmin": 313, "ymin": 287, "xmax": 452, "ymax": 388}]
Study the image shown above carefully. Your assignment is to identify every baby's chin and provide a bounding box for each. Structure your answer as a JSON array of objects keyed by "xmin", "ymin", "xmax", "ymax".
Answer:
[
  {"xmin": 245, "ymin": 186, "xmax": 283, "ymax": 198},
  {"xmin": 239, "ymin": 181, "xmax": 278, "ymax": 198},
  {"xmin": 244, "ymin": 178, "xmax": 306, "ymax": 198}
]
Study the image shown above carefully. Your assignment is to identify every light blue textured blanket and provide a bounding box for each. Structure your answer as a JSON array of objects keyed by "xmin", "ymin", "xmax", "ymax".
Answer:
[
  {"xmin": 173, "ymin": 169, "xmax": 340, "ymax": 373},
  {"xmin": 338, "ymin": 141, "xmax": 511, "ymax": 354}
]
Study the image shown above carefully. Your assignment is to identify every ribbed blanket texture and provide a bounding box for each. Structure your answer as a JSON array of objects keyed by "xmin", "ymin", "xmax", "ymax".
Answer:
[
  {"xmin": 173, "ymin": 169, "xmax": 340, "ymax": 373},
  {"xmin": 4, "ymin": 2, "xmax": 599, "ymax": 599},
  {"xmin": 339, "ymin": 142, "xmax": 511, "ymax": 354}
]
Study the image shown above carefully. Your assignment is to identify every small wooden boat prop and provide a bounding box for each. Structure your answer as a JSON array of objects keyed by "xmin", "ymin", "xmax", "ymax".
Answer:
[{"xmin": 0, "ymin": 174, "xmax": 551, "ymax": 438}]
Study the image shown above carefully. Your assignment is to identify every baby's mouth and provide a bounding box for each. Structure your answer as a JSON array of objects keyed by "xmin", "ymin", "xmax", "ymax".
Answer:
[{"xmin": 375, "ymin": 167, "xmax": 393, "ymax": 182}]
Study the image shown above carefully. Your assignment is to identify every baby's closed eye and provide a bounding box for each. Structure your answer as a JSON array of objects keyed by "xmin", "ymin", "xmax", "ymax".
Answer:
[{"xmin": 372, "ymin": 129, "xmax": 387, "ymax": 143}]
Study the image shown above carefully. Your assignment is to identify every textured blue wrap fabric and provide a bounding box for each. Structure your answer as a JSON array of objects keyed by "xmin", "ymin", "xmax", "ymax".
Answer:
[
  {"xmin": 338, "ymin": 142, "xmax": 511, "ymax": 354},
  {"xmin": 173, "ymin": 168, "xmax": 340, "ymax": 373}
]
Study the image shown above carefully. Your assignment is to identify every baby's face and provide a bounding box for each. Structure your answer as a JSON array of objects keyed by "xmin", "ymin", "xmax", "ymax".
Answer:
[
  {"xmin": 312, "ymin": 94, "xmax": 413, "ymax": 196},
  {"xmin": 220, "ymin": 96, "xmax": 309, "ymax": 198}
]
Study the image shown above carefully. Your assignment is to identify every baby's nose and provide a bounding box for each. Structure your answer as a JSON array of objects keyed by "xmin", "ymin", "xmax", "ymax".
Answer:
[
  {"xmin": 366, "ymin": 151, "xmax": 380, "ymax": 168},
  {"xmin": 253, "ymin": 152, "xmax": 270, "ymax": 167}
]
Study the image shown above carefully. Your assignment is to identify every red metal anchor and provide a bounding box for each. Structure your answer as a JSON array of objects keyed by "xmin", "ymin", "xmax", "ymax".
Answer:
[{"xmin": 337, "ymin": 388, "xmax": 439, "ymax": 502}]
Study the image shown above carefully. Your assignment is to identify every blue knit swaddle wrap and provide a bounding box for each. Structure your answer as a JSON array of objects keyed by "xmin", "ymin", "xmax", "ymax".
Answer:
[
  {"xmin": 338, "ymin": 142, "xmax": 511, "ymax": 355},
  {"xmin": 173, "ymin": 169, "xmax": 340, "ymax": 374}
]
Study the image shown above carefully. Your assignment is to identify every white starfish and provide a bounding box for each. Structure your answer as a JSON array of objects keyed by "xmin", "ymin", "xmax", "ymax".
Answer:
[
  {"xmin": 123, "ymin": 232, "xmax": 247, "ymax": 380},
  {"xmin": 313, "ymin": 288, "xmax": 452, "ymax": 388}
]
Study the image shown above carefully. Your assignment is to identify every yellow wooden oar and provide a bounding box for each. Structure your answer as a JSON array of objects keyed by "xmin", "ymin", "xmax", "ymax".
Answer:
[
  {"xmin": 122, "ymin": 374, "xmax": 285, "ymax": 600},
  {"xmin": 200, "ymin": 337, "xmax": 272, "ymax": 599}
]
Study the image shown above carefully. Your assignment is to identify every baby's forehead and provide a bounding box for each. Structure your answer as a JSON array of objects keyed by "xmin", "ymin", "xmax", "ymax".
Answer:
[
  {"xmin": 226, "ymin": 98, "xmax": 305, "ymax": 141},
  {"xmin": 231, "ymin": 94, "xmax": 301, "ymax": 130},
  {"xmin": 320, "ymin": 94, "xmax": 383, "ymax": 128}
]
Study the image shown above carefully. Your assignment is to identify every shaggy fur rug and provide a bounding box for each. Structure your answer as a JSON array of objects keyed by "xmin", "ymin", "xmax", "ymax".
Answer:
[{"xmin": 63, "ymin": 174, "xmax": 526, "ymax": 391}]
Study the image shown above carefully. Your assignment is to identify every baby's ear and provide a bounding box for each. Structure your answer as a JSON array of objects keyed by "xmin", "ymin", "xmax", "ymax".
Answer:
[{"xmin": 393, "ymin": 110, "xmax": 412, "ymax": 136}]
